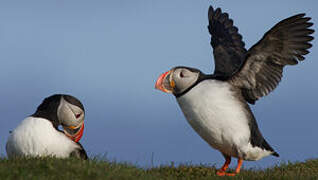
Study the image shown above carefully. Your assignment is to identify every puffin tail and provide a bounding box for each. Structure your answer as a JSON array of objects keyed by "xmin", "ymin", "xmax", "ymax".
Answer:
[
  {"xmin": 260, "ymin": 138, "xmax": 279, "ymax": 157},
  {"xmin": 272, "ymin": 151, "xmax": 279, "ymax": 157}
]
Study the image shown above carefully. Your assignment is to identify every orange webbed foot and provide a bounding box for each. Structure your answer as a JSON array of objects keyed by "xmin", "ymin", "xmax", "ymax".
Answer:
[
  {"xmin": 215, "ymin": 158, "xmax": 243, "ymax": 176},
  {"xmin": 216, "ymin": 170, "xmax": 237, "ymax": 176},
  {"xmin": 216, "ymin": 170, "xmax": 226, "ymax": 176}
]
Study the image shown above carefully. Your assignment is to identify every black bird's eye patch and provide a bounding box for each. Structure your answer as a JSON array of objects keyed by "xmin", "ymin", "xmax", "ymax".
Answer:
[
  {"xmin": 75, "ymin": 113, "xmax": 81, "ymax": 119},
  {"xmin": 180, "ymin": 71, "xmax": 184, "ymax": 78}
]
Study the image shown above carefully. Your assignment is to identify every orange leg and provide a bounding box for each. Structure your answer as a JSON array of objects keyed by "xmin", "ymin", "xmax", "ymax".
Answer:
[
  {"xmin": 216, "ymin": 158, "xmax": 243, "ymax": 176},
  {"xmin": 235, "ymin": 158, "xmax": 243, "ymax": 173},
  {"xmin": 216, "ymin": 156, "xmax": 231, "ymax": 176}
]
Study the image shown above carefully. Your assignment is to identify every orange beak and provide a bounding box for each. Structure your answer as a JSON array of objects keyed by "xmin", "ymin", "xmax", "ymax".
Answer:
[
  {"xmin": 155, "ymin": 70, "xmax": 174, "ymax": 93},
  {"xmin": 63, "ymin": 122, "xmax": 84, "ymax": 142}
]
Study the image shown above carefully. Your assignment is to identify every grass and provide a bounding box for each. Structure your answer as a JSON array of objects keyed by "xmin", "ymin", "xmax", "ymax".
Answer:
[{"xmin": 0, "ymin": 157, "xmax": 318, "ymax": 180}]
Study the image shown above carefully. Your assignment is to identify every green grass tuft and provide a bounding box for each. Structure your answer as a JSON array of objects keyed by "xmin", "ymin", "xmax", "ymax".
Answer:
[{"xmin": 0, "ymin": 157, "xmax": 317, "ymax": 179}]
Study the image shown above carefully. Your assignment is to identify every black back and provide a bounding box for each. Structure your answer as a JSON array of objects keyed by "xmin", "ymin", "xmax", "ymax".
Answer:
[{"xmin": 32, "ymin": 94, "xmax": 62, "ymax": 129}]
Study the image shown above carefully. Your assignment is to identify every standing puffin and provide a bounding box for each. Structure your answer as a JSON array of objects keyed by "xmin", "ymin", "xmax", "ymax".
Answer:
[
  {"xmin": 6, "ymin": 94, "xmax": 88, "ymax": 160},
  {"xmin": 155, "ymin": 6, "xmax": 314, "ymax": 176}
]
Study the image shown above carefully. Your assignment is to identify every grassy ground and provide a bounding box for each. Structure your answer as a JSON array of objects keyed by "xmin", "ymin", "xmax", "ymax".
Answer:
[{"xmin": 0, "ymin": 157, "xmax": 317, "ymax": 180}]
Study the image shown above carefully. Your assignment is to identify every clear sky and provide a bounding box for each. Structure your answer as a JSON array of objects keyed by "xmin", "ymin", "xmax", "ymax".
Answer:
[{"xmin": 0, "ymin": 0, "xmax": 317, "ymax": 169}]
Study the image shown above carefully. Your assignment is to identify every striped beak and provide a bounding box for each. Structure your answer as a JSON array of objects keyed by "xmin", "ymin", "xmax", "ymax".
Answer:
[
  {"xmin": 155, "ymin": 70, "xmax": 175, "ymax": 93},
  {"xmin": 63, "ymin": 122, "xmax": 84, "ymax": 142}
]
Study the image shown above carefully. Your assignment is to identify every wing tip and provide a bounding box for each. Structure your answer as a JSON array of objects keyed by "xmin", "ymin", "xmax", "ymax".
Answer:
[
  {"xmin": 208, "ymin": 6, "xmax": 212, "ymax": 16},
  {"xmin": 308, "ymin": 28, "xmax": 315, "ymax": 35},
  {"xmin": 295, "ymin": 13, "xmax": 306, "ymax": 18},
  {"xmin": 208, "ymin": 5, "xmax": 223, "ymax": 20},
  {"xmin": 208, "ymin": 6, "xmax": 215, "ymax": 20},
  {"xmin": 208, "ymin": 5, "xmax": 214, "ymax": 12}
]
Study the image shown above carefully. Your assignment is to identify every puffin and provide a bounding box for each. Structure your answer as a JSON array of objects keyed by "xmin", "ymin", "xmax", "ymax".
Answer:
[
  {"xmin": 155, "ymin": 6, "xmax": 314, "ymax": 176},
  {"xmin": 6, "ymin": 94, "xmax": 88, "ymax": 160}
]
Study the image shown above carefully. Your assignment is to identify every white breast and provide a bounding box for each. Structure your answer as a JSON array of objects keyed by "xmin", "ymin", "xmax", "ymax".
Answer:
[
  {"xmin": 6, "ymin": 117, "xmax": 80, "ymax": 158},
  {"xmin": 177, "ymin": 80, "xmax": 264, "ymax": 159}
]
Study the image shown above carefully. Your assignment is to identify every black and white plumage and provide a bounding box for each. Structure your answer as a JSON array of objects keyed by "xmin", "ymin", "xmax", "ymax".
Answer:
[
  {"xmin": 6, "ymin": 94, "xmax": 88, "ymax": 160},
  {"xmin": 155, "ymin": 6, "xmax": 314, "ymax": 176}
]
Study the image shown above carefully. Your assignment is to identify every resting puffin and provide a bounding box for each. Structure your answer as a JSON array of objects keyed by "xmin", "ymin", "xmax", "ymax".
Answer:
[
  {"xmin": 155, "ymin": 6, "xmax": 314, "ymax": 176},
  {"xmin": 6, "ymin": 94, "xmax": 88, "ymax": 160}
]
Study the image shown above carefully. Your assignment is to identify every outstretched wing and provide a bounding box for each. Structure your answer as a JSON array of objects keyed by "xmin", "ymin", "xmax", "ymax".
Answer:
[
  {"xmin": 208, "ymin": 6, "xmax": 247, "ymax": 79},
  {"xmin": 230, "ymin": 13, "xmax": 314, "ymax": 104}
]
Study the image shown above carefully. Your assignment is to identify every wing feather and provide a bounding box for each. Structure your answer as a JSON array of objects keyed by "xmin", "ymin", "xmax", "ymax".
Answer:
[
  {"xmin": 208, "ymin": 6, "xmax": 247, "ymax": 79},
  {"xmin": 230, "ymin": 13, "xmax": 314, "ymax": 104}
]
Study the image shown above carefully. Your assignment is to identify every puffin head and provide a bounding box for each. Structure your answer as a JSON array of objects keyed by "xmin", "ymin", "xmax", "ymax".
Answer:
[
  {"xmin": 155, "ymin": 66, "xmax": 202, "ymax": 96},
  {"xmin": 32, "ymin": 94, "xmax": 85, "ymax": 142}
]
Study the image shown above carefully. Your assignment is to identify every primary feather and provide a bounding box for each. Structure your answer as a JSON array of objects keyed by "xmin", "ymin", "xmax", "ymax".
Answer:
[{"xmin": 208, "ymin": 7, "xmax": 314, "ymax": 104}]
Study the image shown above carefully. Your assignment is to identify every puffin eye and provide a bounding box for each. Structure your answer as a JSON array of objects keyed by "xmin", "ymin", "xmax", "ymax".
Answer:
[
  {"xmin": 75, "ymin": 113, "xmax": 81, "ymax": 119},
  {"xmin": 180, "ymin": 71, "xmax": 184, "ymax": 78}
]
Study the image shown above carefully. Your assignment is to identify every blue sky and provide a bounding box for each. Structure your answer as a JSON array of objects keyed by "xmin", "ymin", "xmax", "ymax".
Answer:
[{"xmin": 0, "ymin": 0, "xmax": 317, "ymax": 169}]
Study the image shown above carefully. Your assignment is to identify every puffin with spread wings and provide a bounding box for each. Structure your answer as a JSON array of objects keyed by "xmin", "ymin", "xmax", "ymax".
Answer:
[{"xmin": 155, "ymin": 6, "xmax": 314, "ymax": 176}]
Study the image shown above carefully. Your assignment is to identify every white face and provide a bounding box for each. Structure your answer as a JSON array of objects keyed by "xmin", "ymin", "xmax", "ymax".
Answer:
[
  {"xmin": 170, "ymin": 68, "xmax": 200, "ymax": 95},
  {"xmin": 155, "ymin": 67, "xmax": 201, "ymax": 96},
  {"xmin": 57, "ymin": 97, "xmax": 85, "ymax": 140}
]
